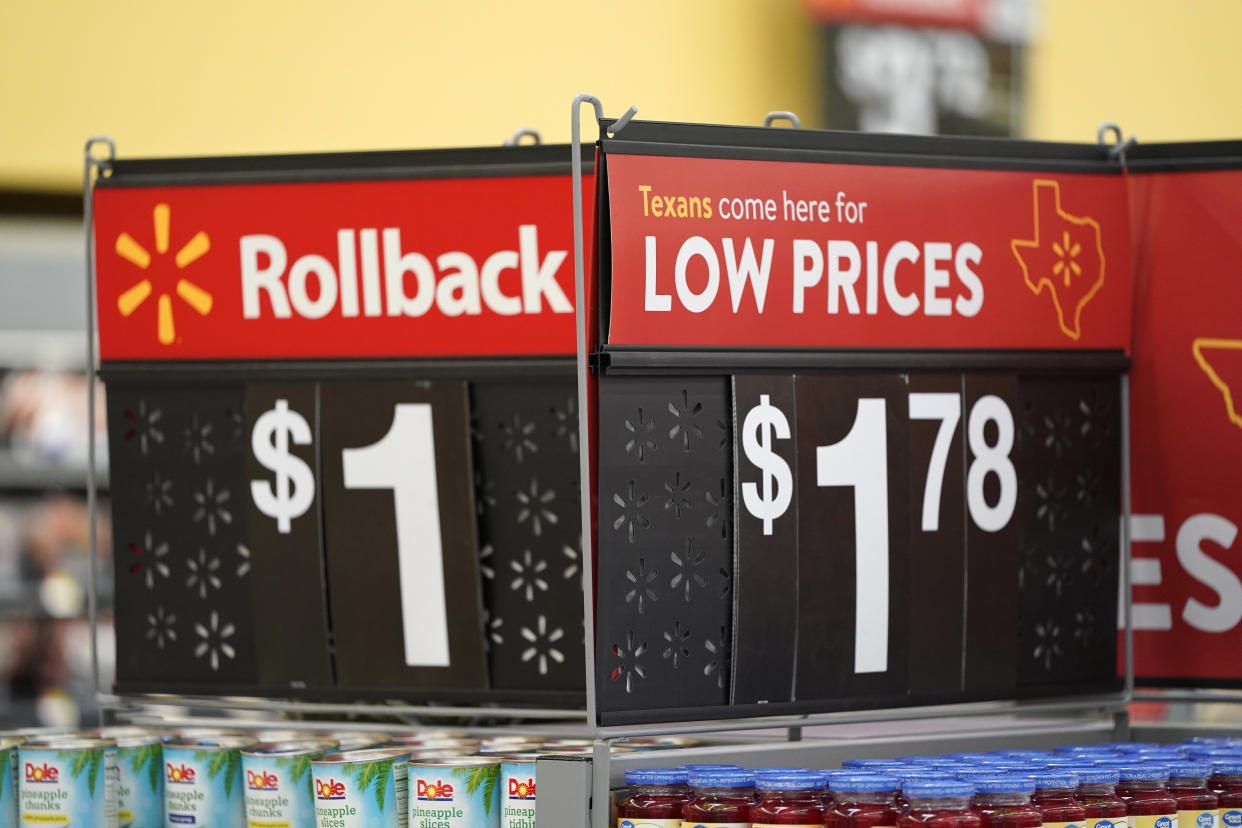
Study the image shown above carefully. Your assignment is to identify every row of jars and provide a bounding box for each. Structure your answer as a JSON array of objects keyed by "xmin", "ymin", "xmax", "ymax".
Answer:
[{"xmin": 617, "ymin": 737, "xmax": 1242, "ymax": 828}]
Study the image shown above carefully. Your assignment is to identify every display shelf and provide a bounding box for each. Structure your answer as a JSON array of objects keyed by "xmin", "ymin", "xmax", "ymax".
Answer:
[
  {"xmin": 0, "ymin": 452, "xmax": 106, "ymax": 491},
  {"xmin": 537, "ymin": 710, "xmax": 1127, "ymax": 828}
]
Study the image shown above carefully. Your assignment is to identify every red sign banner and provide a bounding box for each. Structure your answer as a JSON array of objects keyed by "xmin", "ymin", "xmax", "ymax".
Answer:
[
  {"xmin": 605, "ymin": 153, "xmax": 1132, "ymax": 352},
  {"xmin": 1129, "ymin": 168, "xmax": 1242, "ymax": 683},
  {"xmin": 93, "ymin": 174, "xmax": 590, "ymax": 361}
]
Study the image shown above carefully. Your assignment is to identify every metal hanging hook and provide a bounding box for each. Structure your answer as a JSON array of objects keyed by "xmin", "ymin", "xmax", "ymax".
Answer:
[
  {"xmin": 764, "ymin": 110, "xmax": 802, "ymax": 129},
  {"xmin": 504, "ymin": 127, "xmax": 542, "ymax": 146},
  {"xmin": 1096, "ymin": 122, "xmax": 1138, "ymax": 166}
]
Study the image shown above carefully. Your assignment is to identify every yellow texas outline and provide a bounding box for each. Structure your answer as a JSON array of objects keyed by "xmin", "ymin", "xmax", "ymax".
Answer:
[
  {"xmin": 1194, "ymin": 337, "xmax": 1242, "ymax": 430},
  {"xmin": 1010, "ymin": 179, "xmax": 1107, "ymax": 341}
]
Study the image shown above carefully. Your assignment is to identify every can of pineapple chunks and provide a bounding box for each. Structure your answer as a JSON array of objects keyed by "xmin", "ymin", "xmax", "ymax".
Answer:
[
  {"xmin": 18, "ymin": 736, "xmax": 118, "ymax": 827},
  {"xmin": 241, "ymin": 739, "xmax": 338, "ymax": 828},
  {"xmin": 94, "ymin": 728, "xmax": 164, "ymax": 828},
  {"xmin": 408, "ymin": 757, "xmax": 501, "ymax": 828},
  {"xmin": 163, "ymin": 736, "xmax": 254, "ymax": 827},
  {"xmin": 311, "ymin": 748, "xmax": 410, "ymax": 828},
  {"xmin": 0, "ymin": 735, "xmax": 25, "ymax": 828}
]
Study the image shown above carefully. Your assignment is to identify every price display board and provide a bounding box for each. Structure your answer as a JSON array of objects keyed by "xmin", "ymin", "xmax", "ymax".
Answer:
[
  {"xmin": 584, "ymin": 122, "xmax": 1132, "ymax": 725},
  {"xmin": 1127, "ymin": 142, "xmax": 1242, "ymax": 687},
  {"xmin": 94, "ymin": 146, "xmax": 590, "ymax": 702}
]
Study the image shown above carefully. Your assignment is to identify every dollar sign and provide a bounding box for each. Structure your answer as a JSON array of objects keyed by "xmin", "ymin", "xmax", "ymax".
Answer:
[
  {"xmin": 742, "ymin": 394, "xmax": 793, "ymax": 536},
  {"xmin": 250, "ymin": 399, "xmax": 315, "ymax": 534}
]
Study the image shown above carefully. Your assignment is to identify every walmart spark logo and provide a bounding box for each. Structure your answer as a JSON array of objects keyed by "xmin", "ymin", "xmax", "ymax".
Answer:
[{"xmin": 115, "ymin": 203, "xmax": 213, "ymax": 345}]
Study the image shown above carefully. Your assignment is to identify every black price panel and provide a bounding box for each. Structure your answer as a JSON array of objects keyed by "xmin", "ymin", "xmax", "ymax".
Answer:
[
  {"xmin": 586, "ymin": 119, "xmax": 1134, "ymax": 725},
  {"xmin": 94, "ymin": 145, "xmax": 590, "ymax": 702}
]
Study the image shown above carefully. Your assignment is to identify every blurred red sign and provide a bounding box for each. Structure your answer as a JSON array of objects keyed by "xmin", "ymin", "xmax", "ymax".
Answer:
[{"xmin": 1128, "ymin": 168, "xmax": 1242, "ymax": 684}]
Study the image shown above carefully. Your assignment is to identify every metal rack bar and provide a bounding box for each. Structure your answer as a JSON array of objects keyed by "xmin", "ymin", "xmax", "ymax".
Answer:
[
  {"xmin": 101, "ymin": 693, "xmax": 588, "ymax": 720},
  {"xmin": 83, "ymin": 137, "xmax": 115, "ymax": 723}
]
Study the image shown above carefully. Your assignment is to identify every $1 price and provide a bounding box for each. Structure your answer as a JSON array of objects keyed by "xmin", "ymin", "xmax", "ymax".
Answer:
[
  {"xmin": 250, "ymin": 398, "xmax": 450, "ymax": 668},
  {"xmin": 741, "ymin": 390, "xmax": 1016, "ymax": 674}
]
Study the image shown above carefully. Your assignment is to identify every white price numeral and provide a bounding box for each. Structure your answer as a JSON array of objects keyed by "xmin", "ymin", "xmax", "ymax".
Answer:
[
  {"xmin": 342, "ymin": 404, "xmax": 450, "ymax": 668},
  {"xmin": 817, "ymin": 392, "xmax": 1018, "ymax": 677},
  {"xmin": 910, "ymin": 392, "xmax": 1017, "ymax": 534},
  {"xmin": 817, "ymin": 398, "xmax": 889, "ymax": 675}
]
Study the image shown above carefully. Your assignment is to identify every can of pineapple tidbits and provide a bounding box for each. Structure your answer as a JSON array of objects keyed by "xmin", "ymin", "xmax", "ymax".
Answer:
[
  {"xmin": 499, "ymin": 756, "xmax": 537, "ymax": 828},
  {"xmin": 18, "ymin": 736, "xmax": 118, "ymax": 827},
  {"xmin": 241, "ymin": 739, "xmax": 338, "ymax": 828},
  {"xmin": 163, "ymin": 736, "xmax": 254, "ymax": 827},
  {"xmin": 408, "ymin": 757, "xmax": 501, "ymax": 828},
  {"xmin": 311, "ymin": 748, "xmax": 410, "ymax": 828}
]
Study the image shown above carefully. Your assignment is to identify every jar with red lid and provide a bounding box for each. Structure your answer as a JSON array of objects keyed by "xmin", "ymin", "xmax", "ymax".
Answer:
[
  {"xmin": 899, "ymin": 780, "xmax": 982, "ymax": 828},
  {"xmin": 971, "ymin": 776, "xmax": 1042, "ymax": 828},
  {"xmin": 618, "ymin": 768, "xmax": 692, "ymax": 828},
  {"xmin": 1031, "ymin": 771, "xmax": 1085, "ymax": 827},
  {"xmin": 752, "ymin": 772, "xmax": 828, "ymax": 827},
  {"xmin": 1115, "ymin": 766, "xmax": 1176, "ymax": 828},
  {"xmin": 682, "ymin": 770, "xmax": 754, "ymax": 828},
  {"xmin": 827, "ymin": 774, "xmax": 900, "ymax": 828}
]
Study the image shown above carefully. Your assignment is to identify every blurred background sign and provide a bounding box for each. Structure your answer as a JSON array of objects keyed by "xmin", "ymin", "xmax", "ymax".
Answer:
[{"xmin": 805, "ymin": 0, "xmax": 1036, "ymax": 135}]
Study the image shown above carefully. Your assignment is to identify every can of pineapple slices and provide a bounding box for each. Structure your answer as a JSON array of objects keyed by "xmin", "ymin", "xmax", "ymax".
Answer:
[
  {"xmin": 18, "ymin": 736, "xmax": 118, "ymax": 827},
  {"xmin": 241, "ymin": 739, "xmax": 338, "ymax": 828},
  {"xmin": 311, "ymin": 748, "xmax": 410, "ymax": 828},
  {"xmin": 0, "ymin": 735, "xmax": 25, "ymax": 828},
  {"xmin": 163, "ymin": 736, "xmax": 255, "ymax": 827},
  {"xmin": 409, "ymin": 757, "xmax": 501, "ymax": 828},
  {"xmin": 94, "ymin": 728, "xmax": 164, "ymax": 828}
]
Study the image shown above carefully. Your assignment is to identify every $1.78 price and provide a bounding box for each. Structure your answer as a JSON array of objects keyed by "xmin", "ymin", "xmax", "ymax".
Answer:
[{"xmin": 741, "ymin": 390, "xmax": 1016, "ymax": 674}]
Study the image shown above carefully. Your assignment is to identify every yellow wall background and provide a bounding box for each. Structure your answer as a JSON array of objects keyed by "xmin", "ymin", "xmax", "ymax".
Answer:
[{"xmin": 1, "ymin": 0, "xmax": 1240, "ymax": 193}]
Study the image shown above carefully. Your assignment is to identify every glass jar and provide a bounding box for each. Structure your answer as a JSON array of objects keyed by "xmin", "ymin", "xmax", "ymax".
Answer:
[
  {"xmin": 752, "ymin": 772, "xmax": 829, "ymax": 827},
  {"xmin": 1031, "ymin": 772, "xmax": 1085, "ymax": 827},
  {"xmin": 617, "ymin": 768, "xmax": 692, "ymax": 827},
  {"xmin": 1072, "ymin": 767, "xmax": 1126, "ymax": 828},
  {"xmin": 1208, "ymin": 760, "xmax": 1242, "ymax": 806},
  {"xmin": 1115, "ymin": 766, "xmax": 1177, "ymax": 828},
  {"xmin": 683, "ymin": 770, "xmax": 754, "ymax": 828},
  {"xmin": 899, "ymin": 781, "xmax": 982, "ymax": 828},
  {"xmin": 1167, "ymin": 762, "xmax": 1219, "ymax": 828},
  {"xmin": 827, "ymin": 774, "xmax": 900, "ymax": 828},
  {"xmin": 972, "ymin": 776, "xmax": 1043, "ymax": 828}
]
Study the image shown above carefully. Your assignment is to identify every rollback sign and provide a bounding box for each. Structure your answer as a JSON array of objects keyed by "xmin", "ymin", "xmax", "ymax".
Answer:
[
  {"xmin": 95, "ymin": 148, "xmax": 592, "ymax": 701},
  {"xmin": 94, "ymin": 174, "xmax": 582, "ymax": 360},
  {"xmin": 590, "ymin": 124, "xmax": 1132, "ymax": 725}
]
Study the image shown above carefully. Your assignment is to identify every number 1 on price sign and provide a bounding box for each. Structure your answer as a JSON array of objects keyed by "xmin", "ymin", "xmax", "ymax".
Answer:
[{"xmin": 342, "ymin": 404, "xmax": 450, "ymax": 668}]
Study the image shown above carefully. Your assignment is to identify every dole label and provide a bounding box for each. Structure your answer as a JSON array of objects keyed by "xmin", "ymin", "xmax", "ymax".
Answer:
[
  {"xmin": 417, "ymin": 778, "xmax": 454, "ymax": 801},
  {"xmin": 317, "ymin": 778, "xmax": 346, "ymax": 800},
  {"xmin": 24, "ymin": 762, "xmax": 58, "ymax": 783}
]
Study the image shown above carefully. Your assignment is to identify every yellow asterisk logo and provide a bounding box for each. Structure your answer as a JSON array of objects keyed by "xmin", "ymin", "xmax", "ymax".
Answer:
[
  {"xmin": 1051, "ymin": 229, "xmax": 1082, "ymax": 287},
  {"xmin": 115, "ymin": 204, "xmax": 213, "ymax": 345}
]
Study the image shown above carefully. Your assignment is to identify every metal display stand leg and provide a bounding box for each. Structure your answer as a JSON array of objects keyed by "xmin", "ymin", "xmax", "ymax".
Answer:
[{"xmin": 84, "ymin": 136, "xmax": 115, "ymax": 723}]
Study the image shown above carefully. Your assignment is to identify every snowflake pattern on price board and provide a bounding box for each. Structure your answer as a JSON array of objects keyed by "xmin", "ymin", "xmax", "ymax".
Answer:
[
  {"xmin": 107, "ymin": 384, "xmax": 258, "ymax": 688},
  {"xmin": 596, "ymin": 375, "xmax": 732, "ymax": 714},
  {"xmin": 1015, "ymin": 375, "xmax": 1120, "ymax": 687},
  {"xmin": 471, "ymin": 379, "xmax": 585, "ymax": 692}
]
